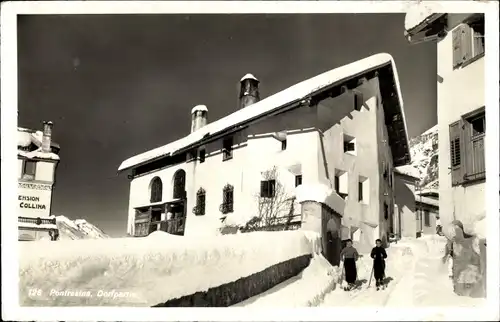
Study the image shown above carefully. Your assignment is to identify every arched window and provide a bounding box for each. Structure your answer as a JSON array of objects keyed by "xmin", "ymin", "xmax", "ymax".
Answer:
[
  {"xmin": 219, "ymin": 184, "xmax": 234, "ymax": 214},
  {"xmin": 172, "ymin": 170, "xmax": 186, "ymax": 199},
  {"xmin": 150, "ymin": 177, "xmax": 163, "ymax": 203},
  {"xmin": 193, "ymin": 188, "xmax": 206, "ymax": 216}
]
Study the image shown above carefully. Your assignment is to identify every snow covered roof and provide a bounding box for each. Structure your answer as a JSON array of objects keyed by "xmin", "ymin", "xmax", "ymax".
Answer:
[
  {"xmin": 118, "ymin": 53, "xmax": 411, "ymax": 172},
  {"xmin": 18, "ymin": 148, "xmax": 60, "ymax": 161},
  {"xmin": 191, "ymin": 105, "xmax": 208, "ymax": 114},
  {"xmin": 416, "ymin": 195, "xmax": 438, "ymax": 208},
  {"xmin": 415, "ymin": 188, "xmax": 439, "ymax": 197},
  {"xmin": 395, "ymin": 165, "xmax": 420, "ymax": 180},
  {"xmin": 404, "ymin": 3, "xmax": 439, "ymax": 32},
  {"xmin": 240, "ymin": 73, "xmax": 259, "ymax": 82},
  {"xmin": 18, "ymin": 127, "xmax": 61, "ymax": 161}
]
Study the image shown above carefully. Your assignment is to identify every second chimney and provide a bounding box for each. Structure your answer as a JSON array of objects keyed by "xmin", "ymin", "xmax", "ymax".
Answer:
[
  {"xmin": 41, "ymin": 121, "xmax": 53, "ymax": 153},
  {"xmin": 191, "ymin": 105, "xmax": 208, "ymax": 133},
  {"xmin": 239, "ymin": 73, "xmax": 260, "ymax": 109}
]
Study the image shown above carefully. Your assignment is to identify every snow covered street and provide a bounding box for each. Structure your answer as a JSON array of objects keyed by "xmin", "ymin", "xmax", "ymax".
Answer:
[{"xmin": 238, "ymin": 235, "xmax": 486, "ymax": 310}]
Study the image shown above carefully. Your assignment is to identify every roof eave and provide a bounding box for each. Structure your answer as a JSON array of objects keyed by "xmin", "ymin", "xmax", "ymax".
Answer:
[{"xmin": 118, "ymin": 54, "xmax": 409, "ymax": 173}]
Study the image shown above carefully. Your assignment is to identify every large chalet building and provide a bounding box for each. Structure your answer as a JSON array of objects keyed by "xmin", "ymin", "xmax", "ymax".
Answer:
[{"xmin": 118, "ymin": 53, "xmax": 411, "ymax": 251}]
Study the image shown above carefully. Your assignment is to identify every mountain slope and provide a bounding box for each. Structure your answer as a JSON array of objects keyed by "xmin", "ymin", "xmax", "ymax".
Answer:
[
  {"xmin": 55, "ymin": 215, "xmax": 110, "ymax": 240},
  {"xmin": 398, "ymin": 125, "xmax": 439, "ymax": 189}
]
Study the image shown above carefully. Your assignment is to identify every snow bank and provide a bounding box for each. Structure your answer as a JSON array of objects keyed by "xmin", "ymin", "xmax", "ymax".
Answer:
[
  {"xmin": 184, "ymin": 215, "xmax": 223, "ymax": 237},
  {"xmin": 19, "ymin": 230, "xmax": 317, "ymax": 306},
  {"xmin": 295, "ymin": 183, "xmax": 345, "ymax": 216},
  {"xmin": 236, "ymin": 254, "xmax": 337, "ymax": 307}
]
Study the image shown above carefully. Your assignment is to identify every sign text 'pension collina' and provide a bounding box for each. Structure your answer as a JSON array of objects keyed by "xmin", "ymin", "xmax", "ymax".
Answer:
[{"xmin": 18, "ymin": 195, "xmax": 47, "ymax": 210}]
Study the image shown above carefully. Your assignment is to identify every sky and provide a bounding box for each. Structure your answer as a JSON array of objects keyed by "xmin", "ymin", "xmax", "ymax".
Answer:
[{"xmin": 17, "ymin": 14, "xmax": 437, "ymax": 237}]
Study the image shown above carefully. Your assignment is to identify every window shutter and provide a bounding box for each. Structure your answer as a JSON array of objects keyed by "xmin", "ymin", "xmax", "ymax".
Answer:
[
  {"xmin": 260, "ymin": 181, "xmax": 267, "ymax": 197},
  {"xmin": 449, "ymin": 121, "xmax": 464, "ymax": 186},
  {"xmin": 460, "ymin": 23, "xmax": 473, "ymax": 63},
  {"xmin": 473, "ymin": 30, "xmax": 485, "ymax": 56},
  {"xmin": 463, "ymin": 119, "xmax": 473, "ymax": 180},
  {"xmin": 452, "ymin": 26, "xmax": 463, "ymax": 68},
  {"xmin": 270, "ymin": 180, "xmax": 276, "ymax": 197}
]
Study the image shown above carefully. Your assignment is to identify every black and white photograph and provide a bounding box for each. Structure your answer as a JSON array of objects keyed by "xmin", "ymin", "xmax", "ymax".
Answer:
[{"xmin": 1, "ymin": 1, "xmax": 499, "ymax": 321}]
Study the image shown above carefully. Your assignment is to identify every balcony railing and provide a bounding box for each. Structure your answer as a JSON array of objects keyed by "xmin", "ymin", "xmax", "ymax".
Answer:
[
  {"xmin": 18, "ymin": 216, "xmax": 57, "ymax": 226},
  {"xmin": 240, "ymin": 214, "xmax": 302, "ymax": 233}
]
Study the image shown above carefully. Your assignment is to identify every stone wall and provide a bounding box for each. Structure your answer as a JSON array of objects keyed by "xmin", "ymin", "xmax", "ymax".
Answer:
[{"xmin": 153, "ymin": 254, "xmax": 312, "ymax": 307}]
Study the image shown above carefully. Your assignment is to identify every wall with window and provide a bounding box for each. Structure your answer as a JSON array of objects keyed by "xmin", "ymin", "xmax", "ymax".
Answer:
[
  {"xmin": 18, "ymin": 158, "xmax": 57, "ymax": 183},
  {"xmin": 319, "ymin": 77, "xmax": 389, "ymax": 252},
  {"xmin": 437, "ymin": 13, "xmax": 485, "ymax": 226},
  {"xmin": 17, "ymin": 157, "xmax": 57, "ymax": 220},
  {"xmin": 418, "ymin": 205, "xmax": 439, "ymax": 235},
  {"xmin": 243, "ymin": 130, "xmax": 318, "ymax": 220},
  {"xmin": 394, "ymin": 173, "xmax": 417, "ymax": 238}
]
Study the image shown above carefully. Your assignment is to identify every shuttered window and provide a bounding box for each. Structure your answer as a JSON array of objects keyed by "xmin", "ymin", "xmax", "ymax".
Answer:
[
  {"xmin": 449, "ymin": 107, "xmax": 486, "ymax": 186},
  {"xmin": 464, "ymin": 109, "xmax": 486, "ymax": 181},
  {"xmin": 449, "ymin": 121, "xmax": 463, "ymax": 186},
  {"xmin": 452, "ymin": 25, "xmax": 464, "ymax": 69},
  {"xmin": 452, "ymin": 15, "xmax": 485, "ymax": 70}
]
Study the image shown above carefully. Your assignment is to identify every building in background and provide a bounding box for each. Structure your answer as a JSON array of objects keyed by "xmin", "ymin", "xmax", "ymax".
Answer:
[
  {"xmin": 118, "ymin": 53, "xmax": 411, "ymax": 252},
  {"xmin": 393, "ymin": 166, "xmax": 419, "ymax": 238},
  {"xmin": 415, "ymin": 188, "xmax": 440, "ymax": 235},
  {"xmin": 405, "ymin": 13, "xmax": 485, "ymax": 228},
  {"xmin": 18, "ymin": 121, "xmax": 61, "ymax": 241}
]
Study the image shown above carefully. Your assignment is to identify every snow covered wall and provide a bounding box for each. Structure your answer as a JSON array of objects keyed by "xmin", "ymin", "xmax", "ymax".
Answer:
[{"xmin": 19, "ymin": 230, "xmax": 318, "ymax": 307}]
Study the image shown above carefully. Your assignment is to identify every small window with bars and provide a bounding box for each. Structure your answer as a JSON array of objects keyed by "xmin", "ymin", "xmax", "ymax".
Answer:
[
  {"xmin": 220, "ymin": 184, "xmax": 234, "ymax": 214},
  {"xmin": 193, "ymin": 188, "xmax": 206, "ymax": 216}
]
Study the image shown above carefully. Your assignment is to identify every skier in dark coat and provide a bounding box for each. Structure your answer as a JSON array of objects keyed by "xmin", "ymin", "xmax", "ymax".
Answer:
[
  {"xmin": 340, "ymin": 239, "xmax": 359, "ymax": 290},
  {"xmin": 370, "ymin": 239, "xmax": 387, "ymax": 290}
]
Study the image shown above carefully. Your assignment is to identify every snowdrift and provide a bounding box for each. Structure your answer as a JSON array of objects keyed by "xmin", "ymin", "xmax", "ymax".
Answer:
[
  {"xmin": 19, "ymin": 230, "xmax": 316, "ymax": 307},
  {"xmin": 234, "ymin": 254, "xmax": 338, "ymax": 307}
]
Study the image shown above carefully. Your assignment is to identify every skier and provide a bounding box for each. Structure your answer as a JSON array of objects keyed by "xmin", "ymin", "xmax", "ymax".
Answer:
[
  {"xmin": 340, "ymin": 239, "xmax": 359, "ymax": 291},
  {"xmin": 436, "ymin": 216, "xmax": 443, "ymax": 235},
  {"xmin": 370, "ymin": 239, "xmax": 387, "ymax": 290}
]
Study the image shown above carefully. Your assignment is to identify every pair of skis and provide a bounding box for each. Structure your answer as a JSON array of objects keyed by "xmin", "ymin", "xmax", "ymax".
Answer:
[{"xmin": 367, "ymin": 265, "xmax": 386, "ymax": 291}]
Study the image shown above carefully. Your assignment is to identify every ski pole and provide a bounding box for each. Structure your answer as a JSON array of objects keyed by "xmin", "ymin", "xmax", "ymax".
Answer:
[{"xmin": 367, "ymin": 265, "xmax": 374, "ymax": 288}]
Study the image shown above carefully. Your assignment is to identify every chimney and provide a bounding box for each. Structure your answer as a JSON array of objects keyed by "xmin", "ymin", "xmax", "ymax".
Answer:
[
  {"xmin": 191, "ymin": 105, "xmax": 208, "ymax": 133},
  {"xmin": 239, "ymin": 73, "xmax": 260, "ymax": 109},
  {"xmin": 41, "ymin": 121, "xmax": 53, "ymax": 153}
]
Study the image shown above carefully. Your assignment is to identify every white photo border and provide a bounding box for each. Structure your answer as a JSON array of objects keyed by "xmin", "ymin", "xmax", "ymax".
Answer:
[{"xmin": 1, "ymin": 1, "xmax": 498, "ymax": 321}]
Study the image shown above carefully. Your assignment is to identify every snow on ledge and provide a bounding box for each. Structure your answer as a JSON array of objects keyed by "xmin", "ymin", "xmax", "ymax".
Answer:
[
  {"xmin": 18, "ymin": 147, "xmax": 60, "ymax": 161},
  {"xmin": 191, "ymin": 105, "xmax": 208, "ymax": 114},
  {"xmin": 404, "ymin": 2, "xmax": 439, "ymax": 32},
  {"xmin": 240, "ymin": 73, "xmax": 259, "ymax": 82},
  {"xmin": 19, "ymin": 230, "xmax": 317, "ymax": 306},
  {"xmin": 395, "ymin": 165, "xmax": 420, "ymax": 179},
  {"xmin": 295, "ymin": 183, "xmax": 345, "ymax": 217}
]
